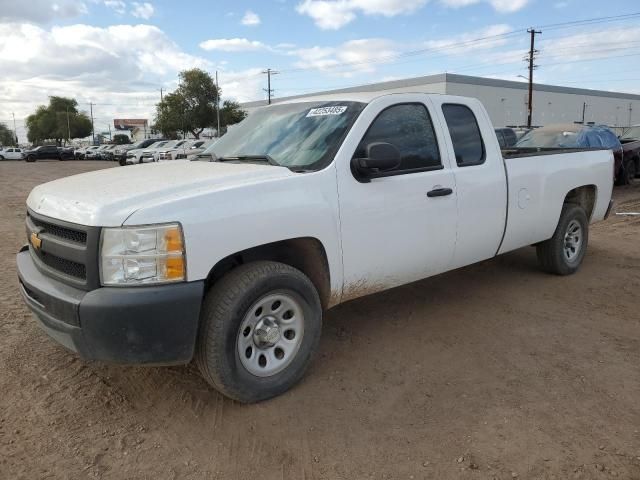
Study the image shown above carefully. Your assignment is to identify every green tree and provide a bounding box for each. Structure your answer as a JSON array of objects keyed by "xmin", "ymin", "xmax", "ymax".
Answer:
[
  {"xmin": 0, "ymin": 123, "xmax": 16, "ymax": 146},
  {"xmin": 154, "ymin": 69, "xmax": 247, "ymax": 139},
  {"xmin": 219, "ymin": 100, "xmax": 247, "ymax": 134},
  {"xmin": 112, "ymin": 134, "xmax": 131, "ymax": 145},
  {"xmin": 26, "ymin": 97, "xmax": 92, "ymax": 146}
]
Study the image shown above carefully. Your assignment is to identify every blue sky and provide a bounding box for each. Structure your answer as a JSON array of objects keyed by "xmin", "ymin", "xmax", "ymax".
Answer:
[{"xmin": 1, "ymin": 0, "xmax": 639, "ymax": 138}]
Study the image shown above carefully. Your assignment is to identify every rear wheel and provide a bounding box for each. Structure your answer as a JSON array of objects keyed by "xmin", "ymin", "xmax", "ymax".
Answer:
[
  {"xmin": 624, "ymin": 159, "xmax": 637, "ymax": 184},
  {"xmin": 196, "ymin": 261, "xmax": 322, "ymax": 403},
  {"xmin": 536, "ymin": 204, "xmax": 588, "ymax": 275}
]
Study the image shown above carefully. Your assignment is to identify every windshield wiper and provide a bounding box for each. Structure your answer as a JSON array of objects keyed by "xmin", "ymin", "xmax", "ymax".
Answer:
[{"xmin": 217, "ymin": 155, "xmax": 280, "ymax": 167}]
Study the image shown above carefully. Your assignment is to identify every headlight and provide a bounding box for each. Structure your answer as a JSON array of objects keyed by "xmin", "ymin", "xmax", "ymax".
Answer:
[{"xmin": 100, "ymin": 223, "xmax": 185, "ymax": 286}]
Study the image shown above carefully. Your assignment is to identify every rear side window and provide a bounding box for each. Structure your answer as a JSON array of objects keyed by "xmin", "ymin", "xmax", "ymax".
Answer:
[
  {"xmin": 355, "ymin": 103, "xmax": 441, "ymax": 172},
  {"xmin": 442, "ymin": 104, "xmax": 485, "ymax": 167}
]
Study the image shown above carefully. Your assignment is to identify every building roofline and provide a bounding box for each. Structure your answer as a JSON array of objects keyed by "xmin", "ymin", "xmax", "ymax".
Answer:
[{"xmin": 241, "ymin": 72, "xmax": 640, "ymax": 108}]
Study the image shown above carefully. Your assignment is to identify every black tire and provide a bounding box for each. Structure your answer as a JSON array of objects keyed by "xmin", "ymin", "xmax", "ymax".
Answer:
[
  {"xmin": 536, "ymin": 204, "xmax": 589, "ymax": 275},
  {"xmin": 624, "ymin": 159, "xmax": 636, "ymax": 184},
  {"xmin": 25, "ymin": 156, "xmax": 35, "ymax": 163},
  {"xmin": 196, "ymin": 261, "xmax": 322, "ymax": 403},
  {"xmin": 0, "ymin": 155, "xmax": 4, "ymax": 160}
]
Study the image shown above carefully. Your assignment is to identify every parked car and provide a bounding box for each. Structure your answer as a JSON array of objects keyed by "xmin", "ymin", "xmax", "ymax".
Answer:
[
  {"xmin": 126, "ymin": 140, "xmax": 170, "ymax": 164},
  {"xmin": 156, "ymin": 140, "xmax": 199, "ymax": 161},
  {"xmin": 17, "ymin": 93, "xmax": 614, "ymax": 403},
  {"xmin": 57, "ymin": 147, "xmax": 75, "ymax": 160},
  {"xmin": 75, "ymin": 145, "xmax": 100, "ymax": 160},
  {"xmin": 101, "ymin": 145, "xmax": 119, "ymax": 161},
  {"xmin": 515, "ymin": 124, "xmax": 623, "ymax": 182},
  {"xmin": 495, "ymin": 128, "xmax": 518, "ymax": 148},
  {"xmin": 183, "ymin": 140, "xmax": 216, "ymax": 160},
  {"xmin": 24, "ymin": 145, "xmax": 64, "ymax": 162},
  {"xmin": 618, "ymin": 125, "xmax": 640, "ymax": 184},
  {"xmin": 86, "ymin": 145, "xmax": 111, "ymax": 160},
  {"xmin": 188, "ymin": 140, "xmax": 220, "ymax": 161},
  {"xmin": 114, "ymin": 139, "xmax": 165, "ymax": 166},
  {"xmin": 0, "ymin": 147, "xmax": 24, "ymax": 160}
]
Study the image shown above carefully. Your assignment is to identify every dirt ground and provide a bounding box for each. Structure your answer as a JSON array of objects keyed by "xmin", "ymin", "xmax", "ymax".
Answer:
[{"xmin": 0, "ymin": 160, "xmax": 639, "ymax": 480}]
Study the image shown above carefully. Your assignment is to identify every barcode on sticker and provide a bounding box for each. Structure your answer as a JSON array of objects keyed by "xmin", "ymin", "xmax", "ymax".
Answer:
[{"xmin": 306, "ymin": 106, "xmax": 348, "ymax": 117}]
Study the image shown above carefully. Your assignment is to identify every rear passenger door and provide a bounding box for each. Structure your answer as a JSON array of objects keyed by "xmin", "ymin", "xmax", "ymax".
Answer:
[
  {"xmin": 336, "ymin": 96, "xmax": 458, "ymax": 298},
  {"xmin": 431, "ymin": 98, "xmax": 508, "ymax": 269}
]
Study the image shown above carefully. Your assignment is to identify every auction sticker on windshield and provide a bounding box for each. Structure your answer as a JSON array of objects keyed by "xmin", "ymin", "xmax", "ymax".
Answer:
[{"xmin": 306, "ymin": 106, "xmax": 348, "ymax": 117}]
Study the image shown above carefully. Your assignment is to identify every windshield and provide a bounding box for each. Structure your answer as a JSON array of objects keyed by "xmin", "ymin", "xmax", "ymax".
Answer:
[
  {"xmin": 198, "ymin": 101, "xmax": 366, "ymax": 170},
  {"xmin": 621, "ymin": 126, "xmax": 640, "ymax": 140}
]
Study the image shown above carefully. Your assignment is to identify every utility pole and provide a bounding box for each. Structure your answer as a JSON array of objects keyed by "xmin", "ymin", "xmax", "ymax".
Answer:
[
  {"xmin": 216, "ymin": 70, "xmax": 221, "ymax": 137},
  {"xmin": 262, "ymin": 68, "xmax": 279, "ymax": 105},
  {"xmin": 526, "ymin": 28, "xmax": 541, "ymax": 129},
  {"xmin": 629, "ymin": 102, "xmax": 633, "ymax": 127},
  {"xmin": 66, "ymin": 107, "xmax": 71, "ymax": 144},
  {"xmin": 159, "ymin": 87, "xmax": 164, "ymax": 135},
  {"xmin": 90, "ymin": 102, "xmax": 95, "ymax": 144},
  {"xmin": 581, "ymin": 102, "xmax": 587, "ymax": 124},
  {"xmin": 108, "ymin": 124, "xmax": 112, "ymax": 141},
  {"xmin": 11, "ymin": 112, "xmax": 17, "ymax": 145}
]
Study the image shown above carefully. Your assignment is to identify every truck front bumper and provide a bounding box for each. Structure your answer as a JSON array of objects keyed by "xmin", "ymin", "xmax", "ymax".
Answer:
[{"xmin": 16, "ymin": 249, "xmax": 204, "ymax": 365}]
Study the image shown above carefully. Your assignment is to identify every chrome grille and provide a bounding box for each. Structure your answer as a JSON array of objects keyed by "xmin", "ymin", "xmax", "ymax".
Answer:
[{"xmin": 26, "ymin": 210, "xmax": 101, "ymax": 290}]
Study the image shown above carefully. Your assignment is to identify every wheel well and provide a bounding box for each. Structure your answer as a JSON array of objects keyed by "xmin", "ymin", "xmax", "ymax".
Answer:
[
  {"xmin": 205, "ymin": 237, "xmax": 332, "ymax": 309},
  {"xmin": 563, "ymin": 185, "xmax": 596, "ymax": 220}
]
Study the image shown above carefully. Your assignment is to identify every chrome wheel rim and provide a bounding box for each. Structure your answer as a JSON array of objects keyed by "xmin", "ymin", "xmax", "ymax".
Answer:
[
  {"xmin": 237, "ymin": 292, "xmax": 305, "ymax": 377},
  {"xmin": 563, "ymin": 219, "xmax": 582, "ymax": 262}
]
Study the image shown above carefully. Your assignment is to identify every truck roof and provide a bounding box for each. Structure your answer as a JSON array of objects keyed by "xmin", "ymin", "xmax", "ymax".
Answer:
[{"xmin": 277, "ymin": 91, "xmax": 457, "ymax": 106}]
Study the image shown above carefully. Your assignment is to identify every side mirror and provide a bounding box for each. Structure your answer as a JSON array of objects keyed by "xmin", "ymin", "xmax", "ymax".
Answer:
[{"xmin": 352, "ymin": 142, "xmax": 401, "ymax": 178}]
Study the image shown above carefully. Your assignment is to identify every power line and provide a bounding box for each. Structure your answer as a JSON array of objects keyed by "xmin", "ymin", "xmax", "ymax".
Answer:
[{"xmin": 258, "ymin": 12, "xmax": 640, "ymax": 78}]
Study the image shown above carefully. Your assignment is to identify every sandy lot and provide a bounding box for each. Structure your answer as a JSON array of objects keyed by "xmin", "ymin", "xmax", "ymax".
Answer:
[{"xmin": 1, "ymin": 160, "xmax": 639, "ymax": 480}]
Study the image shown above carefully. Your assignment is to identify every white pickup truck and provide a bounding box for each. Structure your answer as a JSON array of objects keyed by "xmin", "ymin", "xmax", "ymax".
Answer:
[{"xmin": 17, "ymin": 93, "xmax": 614, "ymax": 403}]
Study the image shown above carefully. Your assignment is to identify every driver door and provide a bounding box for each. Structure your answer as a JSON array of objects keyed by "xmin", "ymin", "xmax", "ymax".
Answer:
[{"xmin": 336, "ymin": 97, "xmax": 458, "ymax": 301}]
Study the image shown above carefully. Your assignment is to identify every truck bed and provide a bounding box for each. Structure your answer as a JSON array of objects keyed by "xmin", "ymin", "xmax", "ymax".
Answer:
[{"xmin": 499, "ymin": 148, "xmax": 614, "ymax": 255}]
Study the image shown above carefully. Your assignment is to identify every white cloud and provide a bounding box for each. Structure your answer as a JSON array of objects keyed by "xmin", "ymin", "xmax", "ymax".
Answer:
[
  {"xmin": 218, "ymin": 68, "xmax": 265, "ymax": 102},
  {"xmin": 103, "ymin": 0, "xmax": 126, "ymax": 14},
  {"xmin": 130, "ymin": 2, "xmax": 154, "ymax": 19},
  {"xmin": 0, "ymin": 22, "xmax": 212, "ymax": 133},
  {"xmin": 241, "ymin": 10, "xmax": 261, "ymax": 26},
  {"xmin": 0, "ymin": 0, "xmax": 88, "ymax": 23},
  {"xmin": 439, "ymin": 0, "xmax": 530, "ymax": 13},
  {"xmin": 199, "ymin": 38, "xmax": 267, "ymax": 52},
  {"xmin": 296, "ymin": 0, "xmax": 426, "ymax": 29},
  {"xmin": 291, "ymin": 38, "xmax": 398, "ymax": 76}
]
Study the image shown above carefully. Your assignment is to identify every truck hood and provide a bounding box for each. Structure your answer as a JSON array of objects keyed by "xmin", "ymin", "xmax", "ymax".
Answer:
[{"xmin": 27, "ymin": 162, "xmax": 293, "ymax": 226}]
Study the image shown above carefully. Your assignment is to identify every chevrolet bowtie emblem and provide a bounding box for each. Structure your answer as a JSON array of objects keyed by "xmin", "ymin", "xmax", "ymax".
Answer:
[{"xmin": 30, "ymin": 231, "xmax": 42, "ymax": 250}]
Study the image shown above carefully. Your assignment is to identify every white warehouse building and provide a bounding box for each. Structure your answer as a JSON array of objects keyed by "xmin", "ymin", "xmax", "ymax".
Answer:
[{"xmin": 242, "ymin": 73, "xmax": 640, "ymax": 130}]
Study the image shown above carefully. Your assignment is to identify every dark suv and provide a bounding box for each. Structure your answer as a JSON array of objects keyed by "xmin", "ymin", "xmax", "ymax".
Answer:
[{"xmin": 24, "ymin": 145, "xmax": 64, "ymax": 162}]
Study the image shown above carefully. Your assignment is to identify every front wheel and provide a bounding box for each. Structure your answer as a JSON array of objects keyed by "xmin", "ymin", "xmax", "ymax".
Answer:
[
  {"xmin": 536, "ymin": 204, "xmax": 589, "ymax": 275},
  {"xmin": 196, "ymin": 261, "xmax": 322, "ymax": 403},
  {"xmin": 25, "ymin": 156, "xmax": 35, "ymax": 163}
]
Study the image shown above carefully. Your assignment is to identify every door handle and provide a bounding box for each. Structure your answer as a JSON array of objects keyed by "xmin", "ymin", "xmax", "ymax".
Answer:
[{"xmin": 426, "ymin": 187, "xmax": 453, "ymax": 198}]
